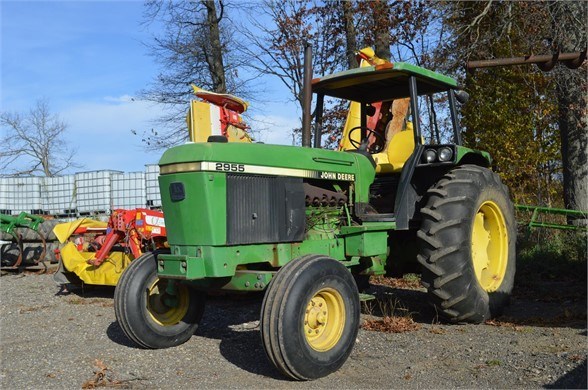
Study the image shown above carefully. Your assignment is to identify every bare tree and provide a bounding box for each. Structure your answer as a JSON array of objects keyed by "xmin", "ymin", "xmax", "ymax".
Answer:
[
  {"xmin": 341, "ymin": 0, "xmax": 359, "ymax": 69},
  {"xmin": 0, "ymin": 99, "xmax": 80, "ymax": 177},
  {"xmin": 139, "ymin": 0, "xmax": 252, "ymax": 149},
  {"xmin": 240, "ymin": 0, "xmax": 346, "ymax": 114}
]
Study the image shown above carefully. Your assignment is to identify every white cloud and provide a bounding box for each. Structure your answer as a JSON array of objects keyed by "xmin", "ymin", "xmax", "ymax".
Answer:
[
  {"xmin": 103, "ymin": 95, "xmax": 135, "ymax": 103},
  {"xmin": 60, "ymin": 97, "xmax": 169, "ymax": 173},
  {"xmin": 57, "ymin": 98, "xmax": 302, "ymax": 174},
  {"xmin": 252, "ymin": 114, "xmax": 298, "ymax": 146}
]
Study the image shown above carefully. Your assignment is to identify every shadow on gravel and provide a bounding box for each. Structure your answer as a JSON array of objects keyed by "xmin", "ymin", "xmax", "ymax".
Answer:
[
  {"xmin": 365, "ymin": 280, "xmax": 588, "ymax": 330},
  {"xmin": 106, "ymin": 321, "xmax": 143, "ymax": 349},
  {"xmin": 196, "ymin": 294, "xmax": 284, "ymax": 380},
  {"xmin": 496, "ymin": 274, "xmax": 587, "ymax": 330},
  {"xmin": 365, "ymin": 284, "xmax": 439, "ymax": 324},
  {"xmin": 545, "ymin": 359, "xmax": 587, "ymax": 389},
  {"xmin": 59, "ymin": 284, "xmax": 116, "ymax": 299},
  {"xmin": 103, "ymin": 292, "xmax": 284, "ymax": 378}
]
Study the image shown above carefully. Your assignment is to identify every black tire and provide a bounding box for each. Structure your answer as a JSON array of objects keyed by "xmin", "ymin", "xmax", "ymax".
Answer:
[
  {"xmin": 261, "ymin": 255, "xmax": 360, "ymax": 380},
  {"xmin": 38, "ymin": 220, "xmax": 59, "ymax": 241},
  {"xmin": 417, "ymin": 165, "xmax": 516, "ymax": 323},
  {"xmin": 114, "ymin": 251, "xmax": 205, "ymax": 349},
  {"xmin": 0, "ymin": 220, "xmax": 59, "ymax": 242}
]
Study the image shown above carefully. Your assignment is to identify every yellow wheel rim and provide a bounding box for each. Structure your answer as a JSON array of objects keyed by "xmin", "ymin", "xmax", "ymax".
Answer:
[
  {"xmin": 147, "ymin": 279, "xmax": 189, "ymax": 326},
  {"xmin": 471, "ymin": 201, "xmax": 509, "ymax": 292},
  {"xmin": 304, "ymin": 288, "xmax": 345, "ymax": 352}
]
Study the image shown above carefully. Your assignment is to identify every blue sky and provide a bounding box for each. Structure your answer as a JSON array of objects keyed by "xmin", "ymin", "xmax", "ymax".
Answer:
[{"xmin": 1, "ymin": 0, "xmax": 295, "ymax": 174}]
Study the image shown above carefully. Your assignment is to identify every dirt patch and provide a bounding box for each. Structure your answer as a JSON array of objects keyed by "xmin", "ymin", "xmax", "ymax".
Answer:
[{"xmin": 0, "ymin": 268, "xmax": 586, "ymax": 389}]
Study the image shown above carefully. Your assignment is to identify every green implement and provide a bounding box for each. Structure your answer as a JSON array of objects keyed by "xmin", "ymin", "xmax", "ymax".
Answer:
[
  {"xmin": 515, "ymin": 204, "xmax": 588, "ymax": 232},
  {"xmin": 1, "ymin": 212, "xmax": 48, "ymax": 271},
  {"xmin": 1, "ymin": 212, "xmax": 45, "ymax": 236}
]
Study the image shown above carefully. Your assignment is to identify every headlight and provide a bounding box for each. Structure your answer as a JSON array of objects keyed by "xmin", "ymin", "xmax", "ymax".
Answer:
[
  {"xmin": 438, "ymin": 147, "xmax": 453, "ymax": 162},
  {"xmin": 423, "ymin": 149, "xmax": 437, "ymax": 163}
]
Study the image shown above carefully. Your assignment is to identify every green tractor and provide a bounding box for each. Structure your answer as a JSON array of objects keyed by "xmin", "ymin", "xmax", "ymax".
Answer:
[{"xmin": 114, "ymin": 47, "xmax": 515, "ymax": 380}]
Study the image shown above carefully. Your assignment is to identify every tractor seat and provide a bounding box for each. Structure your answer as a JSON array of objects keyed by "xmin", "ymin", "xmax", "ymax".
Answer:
[{"xmin": 372, "ymin": 126, "xmax": 415, "ymax": 174}]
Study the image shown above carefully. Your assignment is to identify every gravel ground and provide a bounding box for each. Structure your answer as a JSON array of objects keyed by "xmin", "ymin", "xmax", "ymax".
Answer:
[{"xmin": 0, "ymin": 271, "xmax": 586, "ymax": 389}]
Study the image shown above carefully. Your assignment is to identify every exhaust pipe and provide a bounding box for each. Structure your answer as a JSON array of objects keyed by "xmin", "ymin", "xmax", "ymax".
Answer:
[{"xmin": 301, "ymin": 43, "xmax": 312, "ymax": 147}]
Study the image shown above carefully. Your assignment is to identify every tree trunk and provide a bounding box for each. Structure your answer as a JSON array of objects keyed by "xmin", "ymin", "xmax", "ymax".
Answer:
[
  {"xmin": 373, "ymin": 0, "xmax": 391, "ymax": 60},
  {"xmin": 203, "ymin": 0, "xmax": 227, "ymax": 93},
  {"xmin": 342, "ymin": 0, "xmax": 358, "ymax": 69},
  {"xmin": 550, "ymin": 1, "xmax": 588, "ymax": 222}
]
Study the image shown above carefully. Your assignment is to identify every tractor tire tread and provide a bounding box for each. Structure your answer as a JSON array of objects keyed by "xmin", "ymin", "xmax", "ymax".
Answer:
[
  {"xmin": 417, "ymin": 164, "xmax": 516, "ymax": 323},
  {"xmin": 261, "ymin": 255, "xmax": 359, "ymax": 381},
  {"xmin": 419, "ymin": 207, "xmax": 442, "ymax": 222},
  {"xmin": 428, "ymin": 245, "xmax": 460, "ymax": 263},
  {"xmin": 415, "ymin": 230, "xmax": 441, "ymax": 249}
]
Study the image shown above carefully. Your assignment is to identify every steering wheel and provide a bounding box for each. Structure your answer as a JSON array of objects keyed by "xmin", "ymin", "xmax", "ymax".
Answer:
[{"xmin": 348, "ymin": 126, "xmax": 386, "ymax": 154}]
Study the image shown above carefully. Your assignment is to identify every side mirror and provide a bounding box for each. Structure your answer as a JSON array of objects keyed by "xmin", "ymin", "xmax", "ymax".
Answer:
[{"xmin": 455, "ymin": 90, "xmax": 470, "ymax": 104}]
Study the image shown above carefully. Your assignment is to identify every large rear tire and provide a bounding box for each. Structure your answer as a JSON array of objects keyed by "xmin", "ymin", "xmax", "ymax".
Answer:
[
  {"xmin": 261, "ymin": 255, "xmax": 360, "ymax": 380},
  {"xmin": 417, "ymin": 165, "xmax": 516, "ymax": 323},
  {"xmin": 114, "ymin": 251, "xmax": 205, "ymax": 348}
]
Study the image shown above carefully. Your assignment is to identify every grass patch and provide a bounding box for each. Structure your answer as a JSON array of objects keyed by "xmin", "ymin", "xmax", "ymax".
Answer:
[
  {"xmin": 370, "ymin": 274, "xmax": 422, "ymax": 290},
  {"xmin": 515, "ymin": 230, "xmax": 587, "ymax": 300},
  {"xmin": 362, "ymin": 294, "xmax": 421, "ymax": 333},
  {"xmin": 517, "ymin": 230, "xmax": 587, "ymax": 278},
  {"xmin": 363, "ymin": 316, "xmax": 421, "ymax": 333}
]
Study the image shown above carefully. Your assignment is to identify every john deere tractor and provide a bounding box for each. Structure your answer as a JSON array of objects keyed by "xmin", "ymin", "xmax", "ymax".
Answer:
[{"xmin": 114, "ymin": 47, "xmax": 515, "ymax": 380}]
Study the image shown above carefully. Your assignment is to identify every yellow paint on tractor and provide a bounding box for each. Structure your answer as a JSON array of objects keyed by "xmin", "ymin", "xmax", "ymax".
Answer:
[
  {"xmin": 471, "ymin": 201, "xmax": 509, "ymax": 292},
  {"xmin": 304, "ymin": 288, "xmax": 346, "ymax": 352},
  {"xmin": 147, "ymin": 278, "xmax": 191, "ymax": 326},
  {"xmin": 338, "ymin": 48, "xmax": 415, "ymax": 174}
]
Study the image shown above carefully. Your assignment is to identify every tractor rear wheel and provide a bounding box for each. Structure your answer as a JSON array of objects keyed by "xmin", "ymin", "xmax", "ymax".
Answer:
[
  {"xmin": 114, "ymin": 251, "xmax": 205, "ymax": 349},
  {"xmin": 261, "ymin": 255, "xmax": 360, "ymax": 380},
  {"xmin": 417, "ymin": 165, "xmax": 516, "ymax": 323}
]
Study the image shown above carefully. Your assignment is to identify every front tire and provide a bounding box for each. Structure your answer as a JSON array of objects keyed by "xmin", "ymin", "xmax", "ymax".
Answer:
[
  {"xmin": 261, "ymin": 255, "xmax": 360, "ymax": 380},
  {"xmin": 417, "ymin": 165, "xmax": 516, "ymax": 323},
  {"xmin": 114, "ymin": 251, "xmax": 205, "ymax": 348}
]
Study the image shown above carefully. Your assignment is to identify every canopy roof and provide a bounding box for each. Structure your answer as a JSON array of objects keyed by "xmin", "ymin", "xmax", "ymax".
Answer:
[{"xmin": 312, "ymin": 62, "xmax": 458, "ymax": 103}]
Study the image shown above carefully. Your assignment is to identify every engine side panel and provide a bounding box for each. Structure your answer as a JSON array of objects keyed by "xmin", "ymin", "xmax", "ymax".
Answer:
[{"xmin": 226, "ymin": 175, "xmax": 305, "ymax": 245}]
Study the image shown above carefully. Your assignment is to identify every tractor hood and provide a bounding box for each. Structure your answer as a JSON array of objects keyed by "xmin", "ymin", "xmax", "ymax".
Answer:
[{"xmin": 159, "ymin": 142, "xmax": 375, "ymax": 197}]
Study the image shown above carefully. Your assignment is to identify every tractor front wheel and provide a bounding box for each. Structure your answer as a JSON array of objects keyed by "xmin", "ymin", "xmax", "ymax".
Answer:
[
  {"xmin": 261, "ymin": 255, "xmax": 360, "ymax": 380},
  {"xmin": 417, "ymin": 165, "xmax": 516, "ymax": 323},
  {"xmin": 114, "ymin": 251, "xmax": 205, "ymax": 348}
]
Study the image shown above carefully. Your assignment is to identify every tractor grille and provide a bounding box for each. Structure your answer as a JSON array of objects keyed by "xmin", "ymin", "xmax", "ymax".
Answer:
[{"xmin": 226, "ymin": 174, "xmax": 305, "ymax": 245}]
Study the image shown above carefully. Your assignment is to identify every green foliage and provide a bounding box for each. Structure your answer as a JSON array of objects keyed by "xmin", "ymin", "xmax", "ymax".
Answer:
[
  {"xmin": 441, "ymin": 1, "xmax": 564, "ymax": 206},
  {"xmin": 517, "ymin": 230, "xmax": 587, "ymax": 280},
  {"xmin": 462, "ymin": 65, "xmax": 561, "ymax": 205}
]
